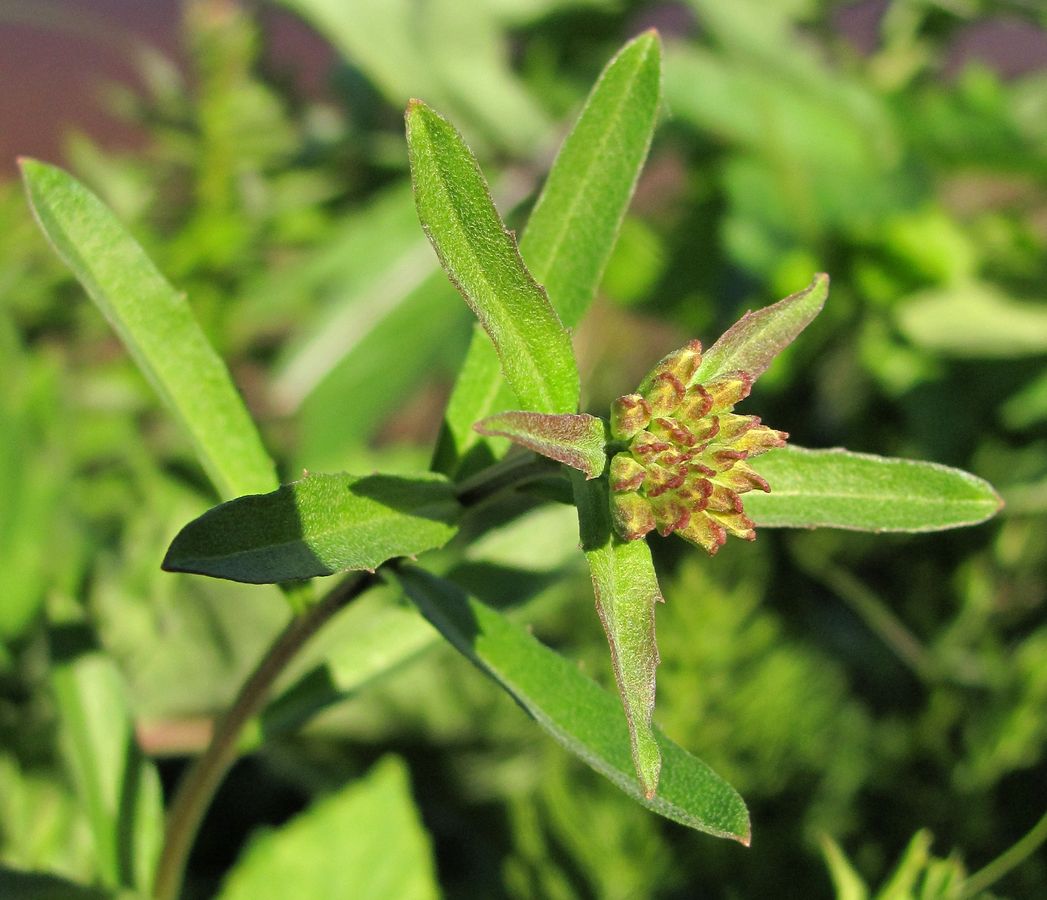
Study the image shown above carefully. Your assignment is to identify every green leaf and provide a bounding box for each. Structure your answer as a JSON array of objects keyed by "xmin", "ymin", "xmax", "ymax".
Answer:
[
  {"xmin": 747, "ymin": 446, "xmax": 1003, "ymax": 532},
  {"xmin": 693, "ymin": 273, "xmax": 829, "ymax": 384},
  {"xmin": 163, "ymin": 472, "xmax": 460, "ymax": 583},
  {"xmin": 896, "ymin": 281, "xmax": 1047, "ymax": 358},
  {"xmin": 572, "ymin": 472, "xmax": 662, "ymax": 798},
  {"xmin": 0, "ymin": 868, "xmax": 115, "ymax": 900},
  {"xmin": 19, "ymin": 159, "xmax": 277, "ymax": 500},
  {"xmin": 819, "ymin": 835, "xmax": 870, "ymax": 900},
  {"xmin": 396, "ymin": 566, "xmax": 749, "ymax": 842},
  {"xmin": 474, "ymin": 411, "xmax": 607, "ymax": 478},
  {"xmin": 219, "ymin": 756, "xmax": 438, "ymax": 900},
  {"xmin": 49, "ymin": 630, "xmax": 164, "ymax": 893},
  {"xmin": 433, "ymin": 31, "xmax": 663, "ymax": 474},
  {"xmin": 406, "ymin": 100, "xmax": 578, "ymax": 415}
]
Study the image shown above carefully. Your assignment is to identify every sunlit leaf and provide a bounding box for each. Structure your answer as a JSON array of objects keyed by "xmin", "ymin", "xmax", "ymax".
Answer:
[
  {"xmin": 396, "ymin": 566, "xmax": 749, "ymax": 842},
  {"xmin": 747, "ymin": 446, "xmax": 1002, "ymax": 532},
  {"xmin": 406, "ymin": 100, "xmax": 579, "ymax": 415},
  {"xmin": 20, "ymin": 159, "xmax": 276, "ymax": 500},
  {"xmin": 219, "ymin": 757, "xmax": 438, "ymax": 900}
]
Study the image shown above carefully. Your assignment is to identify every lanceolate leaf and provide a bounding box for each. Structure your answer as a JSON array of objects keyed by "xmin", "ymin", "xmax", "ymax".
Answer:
[
  {"xmin": 20, "ymin": 159, "xmax": 277, "ymax": 500},
  {"xmin": 572, "ymin": 472, "xmax": 663, "ymax": 798},
  {"xmin": 406, "ymin": 100, "xmax": 578, "ymax": 415},
  {"xmin": 433, "ymin": 31, "xmax": 663, "ymax": 475},
  {"xmin": 395, "ymin": 566, "xmax": 749, "ymax": 843},
  {"xmin": 747, "ymin": 446, "xmax": 1003, "ymax": 532},
  {"xmin": 163, "ymin": 473, "xmax": 460, "ymax": 583},
  {"xmin": 693, "ymin": 273, "xmax": 829, "ymax": 385},
  {"xmin": 474, "ymin": 411, "xmax": 607, "ymax": 478}
]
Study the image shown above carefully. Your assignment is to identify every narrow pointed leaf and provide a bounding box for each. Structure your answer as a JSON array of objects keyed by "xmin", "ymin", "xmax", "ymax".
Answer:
[
  {"xmin": 396, "ymin": 566, "xmax": 749, "ymax": 843},
  {"xmin": 20, "ymin": 159, "xmax": 276, "ymax": 500},
  {"xmin": 474, "ymin": 411, "xmax": 607, "ymax": 478},
  {"xmin": 572, "ymin": 472, "xmax": 662, "ymax": 798},
  {"xmin": 406, "ymin": 100, "xmax": 578, "ymax": 415},
  {"xmin": 434, "ymin": 31, "xmax": 663, "ymax": 474},
  {"xmin": 50, "ymin": 632, "xmax": 163, "ymax": 893},
  {"xmin": 163, "ymin": 473, "xmax": 460, "ymax": 583},
  {"xmin": 747, "ymin": 446, "xmax": 1003, "ymax": 532},
  {"xmin": 693, "ymin": 273, "xmax": 829, "ymax": 385}
]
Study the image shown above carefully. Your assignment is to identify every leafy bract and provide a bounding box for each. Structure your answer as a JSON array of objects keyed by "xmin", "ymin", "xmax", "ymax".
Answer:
[
  {"xmin": 747, "ymin": 446, "xmax": 1003, "ymax": 532},
  {"xmin": 474, "ymin": 411, "xmax": 607, "ymax": 478},
  {"xmin": 572, "ymin": 473, "xmax": 663, "ymax": 797},
  {"xmin": 433, "ymin": 31, "xmax": 662, "ymax": 474},
  {"xmin": 19, "ymin": 159, "xmax": 277, "ymax": 500},
  {"xmin": 163, "ymin": 473, "xmax": 460, "ymax": 583},
  {"xmin": 396, "ymin": 566, "xmax": 749, "ymax": 843},
  {"xmin": 693, "ymin": 273, "xmax": 829, "ymax": 384},
  {"xmin": 219, "ymin": 756, "xmax": 438, "ymax": 900},
  {"xmin": 406, "ymin": 100, "xmax": 579, "ymax": 415}
]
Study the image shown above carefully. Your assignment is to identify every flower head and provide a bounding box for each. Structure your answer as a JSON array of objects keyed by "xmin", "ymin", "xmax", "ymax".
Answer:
[{"xmin": 608, "ymin": 339, "xmax": 786, "ymax": 555}]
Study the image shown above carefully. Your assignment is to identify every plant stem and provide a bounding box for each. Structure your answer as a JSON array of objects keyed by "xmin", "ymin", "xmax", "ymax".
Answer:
[
  {"xmin": 961, "ymin": 807, "xmax": 1047, "ymax": 897},
  {"xmin": 152, "ymin": 571, "xmax": 377, "ymax": 900}
]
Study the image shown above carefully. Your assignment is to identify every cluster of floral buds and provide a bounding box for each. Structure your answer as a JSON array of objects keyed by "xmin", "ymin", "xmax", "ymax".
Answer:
[{"xmin": 608, "ymin": 340, "xmax": 787, "ymax": 555}]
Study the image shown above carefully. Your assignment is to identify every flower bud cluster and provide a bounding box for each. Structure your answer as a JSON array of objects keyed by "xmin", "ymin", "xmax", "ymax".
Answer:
[{"xmin": 608, "ymin": 340, "xmax": 786, "ymax": 555}]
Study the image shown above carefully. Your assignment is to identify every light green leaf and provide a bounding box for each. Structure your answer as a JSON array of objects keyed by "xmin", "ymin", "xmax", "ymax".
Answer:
[
  {"xmin": 693, "ymin": 273, "xmax": 829, "ymax": 384},
  {"xmin": 896, "ymin": 281, "xmax": 1047, "ymax": 358},
  {"xmin": 163, "ymin": 472, "xmax": 460, "ymax": 583},
  {"xmin": 397, "ymin": 566, "xmax": 748, "ymax": 842},
  {"xmin": 49, "ymin": 632, "xmax": 164, "ymax": 893},
  {"xmin": 219, "ymin": 756, "xmax": 438, "ymax": 900},
  {"xmin": 819, "ymin": 835, "xmax": 870, "ymax": 900},
  {"xmin": 406, "ymin": 100, "xmax": 579, "ymax": 415},
  {"xmin": 434, "ymin": 31, "xmax": 662, "ymax": 474},
  {"xmin": 747, "ymin": 446, "xmax": 1003, "ymax": 532},
  {"xmin": 474, "ymin": 411, "xmax": 607, "ymax": 478},
  {"xmin": 19, "ymin": 159, "xmax": 277, "ymax": 500},
  {"xmin": 572, "ymin": 472, "xmax": 662, "ymax": 797}
]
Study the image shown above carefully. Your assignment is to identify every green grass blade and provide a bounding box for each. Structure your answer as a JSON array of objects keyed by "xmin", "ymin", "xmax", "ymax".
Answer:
[
  {"xmin": 396, "ymin": 565, "xmax": 749, "ymax": 843},
  {"xmin": 19, "ymin": 159, "xmax": 276, "ymax": 500},
  {"xmin": 433, "ymin": 31, "xmax": 663, "ymax": 475},
  {"xmin": 163, "ymin": 472, "xmax": 460, "ymax": 583},
  {"xmin": 572, "ymin": 472, "xmax": 663, "ymax": 798},
  {"xmin": 747, "ymin": 446, "xmax": 1003, "ymax": 532},
  {"xmin": 406, "ymin": 100, "xmax": 579, "ymax": 415},
  {"xmin": 49, "ymin": 633, "xmax": 164, "ymax": 893},
  {"xmin": 693, "ymin": 273, "xmax": 829, "ymax": 384}
]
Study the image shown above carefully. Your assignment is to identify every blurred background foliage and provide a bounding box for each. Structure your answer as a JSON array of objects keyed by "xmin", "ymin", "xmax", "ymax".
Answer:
[{"xmin": 1, "ymin": 0, "xmax": 1045, "ymax": 896}]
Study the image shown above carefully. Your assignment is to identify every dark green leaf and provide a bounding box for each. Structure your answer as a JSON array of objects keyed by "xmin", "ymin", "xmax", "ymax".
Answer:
[
  {"xmin": 19, "ymin": 159, "xmax": 277, "ymax": 500},
  {"xmin": 163, "ymin": 472, "xmax": 460, "ymax": 583},
  {"xmin": 747, "ymin": 446, "xmax": 1003, "ymax": 532},
  {"xmin": 406, "ymin": 100, "xmax": 579, "ymax": 415},
  {"xmin": 396, "ymin": 566, "xmax": 749, "ymax": 842}
]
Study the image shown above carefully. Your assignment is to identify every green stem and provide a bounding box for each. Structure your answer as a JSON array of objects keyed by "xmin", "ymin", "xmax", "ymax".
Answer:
[
  {"xmin": 152, "ymin": 571, "xmax": 377, "ymax": 900},
  {"xmin": 961, "ymin": 807, "xmax": 1047, "ymax": 897}
]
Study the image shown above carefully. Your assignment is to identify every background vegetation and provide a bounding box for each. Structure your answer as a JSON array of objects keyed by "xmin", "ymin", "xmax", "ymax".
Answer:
[{"xmin": 1, "ymin": 0, "xmax": 1045, "ymax": 896}]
